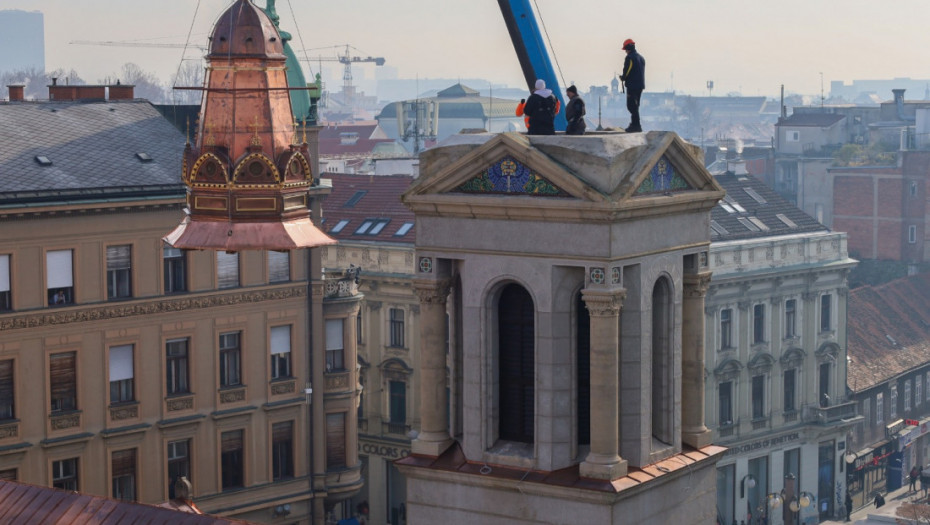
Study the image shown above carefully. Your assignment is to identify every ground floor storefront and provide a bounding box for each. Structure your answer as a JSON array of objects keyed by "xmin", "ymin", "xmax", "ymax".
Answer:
[
  {"xmin": 716, "ymin": 428, "xmax": 849, "ymax": 525},
  {"xmin": 349, "ymin": 436, "xmax": 410, "ymax": 525}
]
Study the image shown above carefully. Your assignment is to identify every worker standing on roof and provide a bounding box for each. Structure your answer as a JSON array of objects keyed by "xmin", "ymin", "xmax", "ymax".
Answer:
[
  {"xmin": 564, "ymin": 85, "xmax": 586, "ymax": 135},
  {"xmin": 521, "ymin": 79, "xmax": 560, "ymax": 135},
  {"xmin": 620, "ymin": 38, "xmax": 645, "ymax": 133}
]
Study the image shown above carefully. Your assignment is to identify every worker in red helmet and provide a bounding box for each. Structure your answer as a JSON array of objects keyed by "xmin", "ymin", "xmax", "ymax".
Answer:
[{"xmin": 620, "ymin": 38, "xmax": 645, "ymax": 132}]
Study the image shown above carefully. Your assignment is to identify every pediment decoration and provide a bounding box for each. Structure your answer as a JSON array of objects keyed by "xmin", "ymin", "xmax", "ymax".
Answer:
[
  {"xmin": 815, "ymin": 342, "xmax": 840, "ymax": 364},
  {"xmin": 780, "ymin": 347, "xmax": 806, "ymax": 369},
  {"xmin": 453, "ymin": 155, "xmax": 570, "ymax": 197},
  {"xmin": 190, "ymin": 153, "xmax": 229, "ymax": 187},
  {"xmin": 281, "ymin": 151, "xmax": 312, "ymax": 185},
  {"xmin": 232, "ymin": 153, "xmax": 280, "ymax": 187},
  {"xmin": 747, "ymin": 352, "xmax": 775, "ymax": 374},
  {"xmin": 713, "ymin": 358, "xmax": 743, "ymax": 381},
  {"xmin": 634, "ymin": 155, "xmax": 692, "ymax": 195}
]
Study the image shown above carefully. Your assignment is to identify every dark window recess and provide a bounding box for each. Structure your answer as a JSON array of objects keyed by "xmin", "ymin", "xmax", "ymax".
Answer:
[
  {"xmin": 498, "ymin": 284, "xmax": 535, "ymax": 443},
  {"xmin": 783, "ymin": 369, "xmax": 796, "ymax": 412},
  {"xmin": 0, "ymin": 360, "xmax": 13, "ymax": 420},
  {"xmin": 753, "ymin": 304, "xmax": 765, "ymax": 344},
  {"xmin": 221, "ymin": 430, "xmax": 244, "ymax": 490},
  {"xmin": 111, "ymin": 449, "xmax": 136, "ymax": 501},
  {"xmin": 50, "ymin": 352, "xmax": 76, "ymax": 412},
  {"xmin": 821, "ymin": 295, "xmax": 832, "ymax": 331},
  {"xmin": 389, "ymin": 308, "xmax": 405, "ymax": 348},
  {"xmin": 272, "ymin": 421, "xmax": 294, "ymax": 481},
  {"xmin": 326, "ymin": 413, "xmax": 346, "ymax": 468},
  {"xmin": 719, "ymin": 381, "xmax": 733, "ymax": 425},
  {"xmin": 268, "ymin": 251, "xmax": 290, "ymax": 283},
  {"xmin": 576, "ymin": 293, "xmax": 590, "ymax": 446},
  {"xmin": 0, "ymin": 254, "xmax": 10, "ymax": 311},
  {"xmin": 163, "ymin": 245, "xmax": 187, "ymax": 293},
  {"xmin": 0, "ymin": 469, "xmax": 15, "ymax": 481},
  {"xmin": 720, "ymin": 309, "xmax": 732, "ymax": 348},
  {"xmin": 752, "ymin": 375, "xmax": 765, "ymax": 419},
  {"xmin": 784, "ymin": 299, "xmax": 796, "ymax": 338},
  {"xmin": 217, "ymin": 252, "xmax": 239, "ymax": 289},
  {"xmin": 389, "ymin": 381, "xmax": 406, "ymax": 424}
]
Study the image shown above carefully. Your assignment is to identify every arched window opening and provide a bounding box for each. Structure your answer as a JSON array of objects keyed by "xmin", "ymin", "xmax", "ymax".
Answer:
[
  {"xmin": 576, "ymin": 291, "xmax": 590, "ymax": 446},
  {"xmin": 652, "ymin": 277, "xmax": 673, "ymax": 445},
  {"xmin": 498, "ymin": 283, "xmax": 535, "ymax": 443}
]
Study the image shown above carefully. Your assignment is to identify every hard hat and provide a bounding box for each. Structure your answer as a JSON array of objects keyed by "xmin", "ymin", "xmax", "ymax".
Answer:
[{"xmin": 622, "ymin": 38, "xmax": 635, "ymax": 50}]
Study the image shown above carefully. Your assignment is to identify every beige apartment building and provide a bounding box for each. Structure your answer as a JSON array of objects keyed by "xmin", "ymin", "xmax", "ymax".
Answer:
[{"xmin": 0, "ymin": 74, "xmax": 360, "ymax": 525}]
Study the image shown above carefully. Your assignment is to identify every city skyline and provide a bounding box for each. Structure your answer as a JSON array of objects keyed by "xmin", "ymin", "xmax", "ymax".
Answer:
[{"xmin": 2, "ymin": 0, "xmax": 930, "ymax": 99}]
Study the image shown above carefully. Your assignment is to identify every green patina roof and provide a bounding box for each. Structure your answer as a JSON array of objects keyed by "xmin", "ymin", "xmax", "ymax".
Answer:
[{"xmin": 262, "ymin": 0, "xmax": 314, "ymax": 122}]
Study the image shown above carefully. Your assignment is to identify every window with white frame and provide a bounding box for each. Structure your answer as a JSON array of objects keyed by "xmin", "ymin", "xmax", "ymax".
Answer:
[
  {"xmin": 0, "ymin": 254, "xmax": 10, "ymax": 311},
  {"xmin": 109, "ymin": 344, "xmax": 134, "ymax": 404},
  {"xmin": 106, "ymin": 245, "xmax": 132, "ymax": 299},
  {"xmin": 918, "ymin": 378, "xmax": 923, "ymax": 408},
  {"xmin": 217, "ymin": 252, "xmax": 239, "ymax": 289},
  {"xmin": 720, "ymin": 308, "xmax": 733, "ymax": 349},
  {"xmin": 270, "ymin": 325, "xmax": 292, "ymax": 379},
  {"xmin": 876, "ymin": 392, "xmax": 884, "ymax": 424},
  {"xmin": 219, "ymin": 332, "xmax": 241, "ymax": 387},
  {"xmin": 890, "ymin": 384, "xmax": 898, "ymax": 419},
  {"xmin": 909, "ymin": 225, "xmax": 918, "ymax": 244},
  {"xmin": 47, "ymin": 249, "xmax": 74, "ymax": 305},
  {"xmin": 325, "ymin": 319, "xmax": 345, "ymax": 372},
  {"xmin": 163, "ymin": 244, "xmax": 186, "ymax": 293},
  {"xmin": 389, "ymin": 308, "xmax": 405, "ymax": 348},
  {"xmin": 905, "ymin": 380, "xmax": 912, "ymax": 413},
  {"xmin": 268, "ymin": 251, "xmax": 290, "ymax": 283}
]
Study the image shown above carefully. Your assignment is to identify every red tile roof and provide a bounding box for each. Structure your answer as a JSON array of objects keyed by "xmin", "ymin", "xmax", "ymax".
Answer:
[
  {"xmin": 847, "ymin": 273, "xmax": 930, "ymax": 392},
  {"xmin": 321, "ymin": 173, "xmax": 415, "ymax": 243},
  {"xmin": 0, "ymin": 480, "xmax": 256, "ymax": 524}
]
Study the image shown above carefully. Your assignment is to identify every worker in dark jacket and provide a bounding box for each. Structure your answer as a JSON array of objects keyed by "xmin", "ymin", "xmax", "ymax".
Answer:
[
  {"xmin": 564, "ymin": 85, "xmax": 586, "ymax": 135},
  {"xmin": 522, "ymin": 79, "xmax": 559, "ymax": 135},
  {"xmin": 620, "ymin": 38, "xmax": 645, "ymax": 132}
]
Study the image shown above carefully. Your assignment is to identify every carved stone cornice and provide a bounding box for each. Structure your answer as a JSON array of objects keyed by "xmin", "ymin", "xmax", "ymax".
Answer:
[
  {"xmin": 0, "ymin": 286, "xmax": 306, "ymax": 331},
  {"xmin": 683, "ymin": 272, "xmax": 712, "ymax": 299},
  {"xmin": 413, "ymin": 279, "xmax": 451, "ymax": 305},
  {"xmin": 581, "ymin": 288, "xmax": 627, "ymax": 317}
]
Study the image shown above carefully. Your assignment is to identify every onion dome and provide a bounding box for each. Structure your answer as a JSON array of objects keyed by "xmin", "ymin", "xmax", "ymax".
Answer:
[{"xmin": 208, "ymin": 0, "xmax": 285, "ymax": 59}]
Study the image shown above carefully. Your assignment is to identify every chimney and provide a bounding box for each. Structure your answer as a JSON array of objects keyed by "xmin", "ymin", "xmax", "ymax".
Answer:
[
  {"xmin": 108, "ymin": 83, "xmax": 135, "ymax": 100},
  {"xmin": 7, "ymin": 85, "xmax": 24, "ymax": 102}
]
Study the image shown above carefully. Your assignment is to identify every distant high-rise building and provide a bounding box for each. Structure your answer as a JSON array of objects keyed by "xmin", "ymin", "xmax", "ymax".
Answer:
[{"xmin": 0, "ymin": 10, "xmax": 45, "ymax": 73}]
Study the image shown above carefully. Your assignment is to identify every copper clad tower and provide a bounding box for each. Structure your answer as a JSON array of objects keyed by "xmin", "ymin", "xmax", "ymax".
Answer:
[{"xmin": 164, "ymin": 0, "xmax": 333, "ymax": 251}]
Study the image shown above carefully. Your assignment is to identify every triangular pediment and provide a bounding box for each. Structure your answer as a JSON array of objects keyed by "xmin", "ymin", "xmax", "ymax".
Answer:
[
  {"xmin": 403, "ymin": 131, "xmax": 725, "ymax": 222},
  {"xmin": 406, "ymin": 132, "xmax": 599, "ymax": 202}
]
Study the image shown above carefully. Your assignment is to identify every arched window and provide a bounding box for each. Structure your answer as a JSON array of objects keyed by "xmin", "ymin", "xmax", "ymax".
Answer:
[
  {"xmin": 498, "ymin": 283, "xmax": 535, "ymax": 443},
  {"xmin": 652, "ymin": 277, "xmax": 673, "ymax": 445},
  {"xmin": 576, "ymin": 292, "xmax": 590, "ymax": 446}
]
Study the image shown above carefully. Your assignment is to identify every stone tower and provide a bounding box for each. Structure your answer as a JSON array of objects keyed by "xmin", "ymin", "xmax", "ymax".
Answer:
[{"xmin": 398, "ymin": 131, "xmax": 727, "ymax": 524}]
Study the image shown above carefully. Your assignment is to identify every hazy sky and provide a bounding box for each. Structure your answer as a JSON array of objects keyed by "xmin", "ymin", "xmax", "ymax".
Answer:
[{"xmin": 4, "ymin": 0, "xmax": 930, "ymax": 98}]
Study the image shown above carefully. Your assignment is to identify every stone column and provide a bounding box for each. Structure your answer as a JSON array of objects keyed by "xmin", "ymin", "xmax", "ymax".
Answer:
[
  {"xmin": 580, "ymin": 288, "xmax": 628, "ymax": 480},
  {"xmin": 682, "ymin": 271, "xmax": 713, "ymax": 449},
  {"xmin": 411, "ymin": 278, "xmax": 452, "ymax": 456}
]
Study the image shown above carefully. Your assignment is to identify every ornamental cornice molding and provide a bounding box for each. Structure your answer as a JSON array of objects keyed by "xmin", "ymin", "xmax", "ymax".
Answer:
[
  {"xmin": 412, "ymin": 279, "xmax": 451, "ymax": 305},
  {"xmin": 0, "ymin": 286, "xmax": 306, "ymax": 331}
]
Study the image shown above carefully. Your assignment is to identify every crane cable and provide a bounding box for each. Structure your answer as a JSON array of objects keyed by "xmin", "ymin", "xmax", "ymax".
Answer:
[
  {"xmin": 532, "ymin": 0, "xmax": 566, "ymax": 89},
  {"xmin": 173, "ymin": 0, "xmax": 203, "ymax": 100},
  {"xmin": 285, "ymin": 0, "xmax": 316, "ymax": 78}
]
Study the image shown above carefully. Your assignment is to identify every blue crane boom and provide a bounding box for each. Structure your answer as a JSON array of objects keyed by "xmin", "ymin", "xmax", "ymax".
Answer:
[{"xmin": 498, "ymin": 0, "xmax": 566, "ymax": 131}]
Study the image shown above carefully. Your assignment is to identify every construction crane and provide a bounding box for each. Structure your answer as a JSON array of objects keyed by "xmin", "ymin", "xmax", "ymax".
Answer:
[{"xmin": 297, "ymin": 44, "xmax": 385, "ymax": 107}]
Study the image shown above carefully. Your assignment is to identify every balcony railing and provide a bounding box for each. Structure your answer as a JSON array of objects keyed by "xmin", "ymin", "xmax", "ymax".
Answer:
[
  {"xmin": 802, "ymin": 400, "xmax": 857, "ymax": 425},
  {"xmin": 382, "ymin": 421, "xmax": 409, "ymax": 436}
]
